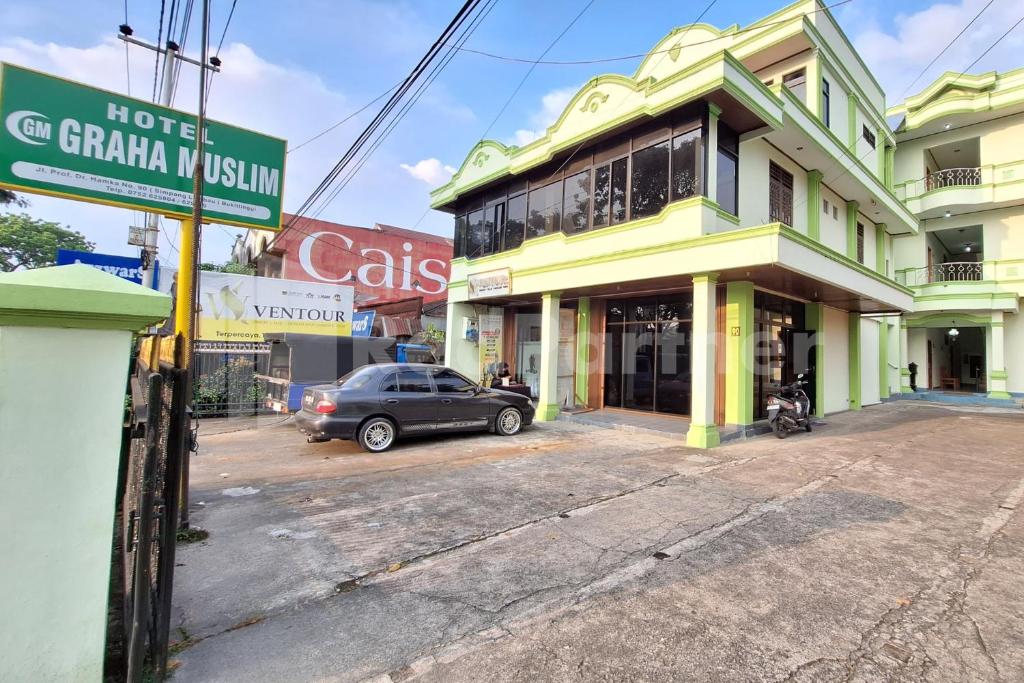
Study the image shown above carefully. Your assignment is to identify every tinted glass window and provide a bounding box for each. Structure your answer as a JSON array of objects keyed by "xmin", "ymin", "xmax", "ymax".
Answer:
[
  {"xmin": 671, "ymin": 128, "xmax": 701, "ymax": 200},
  {"xmin": 432, "ymin": 368, "xmax": 475, "ymax": 392},
  {"xmin": 505, "ymin": 193, "xmax": 526, "ymax": 250},
  {"xmin": 611, "ymin": 157, "xmax": 628, "ymax": 223},
  {"xmin": 592, "ymin": 164, "xmax": 610, "ymax": 228},
  {"xmin": 398, "ymin": 370, "xmax": 432, "ymax": 393},
  {"xmin": 527, "ymin": 181, "xmax": 562, "ymax": 238},
  {"xmin": 487, "ymin": 203, "xmax": 504, "ymax": 255},
  {"xmin": 465, "ymin": 209, "xmax": 488, "ymax": 259},
  {"xmin": 453, "ymin": 215, "xmax": 467, "ymax": 258},
  {"xmin": 630, "ymin": 141, "xmax": 669, "ymax": 219},
  {"xmin": 338, "ymin": 367, "xmax": 376, "ymax": 390},
  {"xmin": 380, "ymin": 373, "xmax": 399, "ymax": 392},
  {"xmin": 562, "ymin": 170, "xmax": 590, "ymax": 234},
  {"xmin": 717, "ymin": 151, "xmax": 737, "ymax": 215}
]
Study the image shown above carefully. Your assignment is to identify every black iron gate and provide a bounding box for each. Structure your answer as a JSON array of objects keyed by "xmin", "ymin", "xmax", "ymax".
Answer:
[{"xmin": 107, "ymin": 340, "xmax": 189, "ymax": 681}]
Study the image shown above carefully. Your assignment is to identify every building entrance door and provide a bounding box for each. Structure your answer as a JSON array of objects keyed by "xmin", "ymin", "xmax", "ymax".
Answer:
[
  {"xmin": 752, "ymin": 292, "xmax": 807, "ymax": 420},
  {"xmin": 603, "ymin": 295, "xmax": 693, "ymax": 415}
]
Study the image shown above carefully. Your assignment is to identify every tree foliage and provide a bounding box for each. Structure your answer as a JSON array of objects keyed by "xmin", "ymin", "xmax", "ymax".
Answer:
[
  {"xmin": 0, "ymin": 212, "xmax": 95, "ymax": 272},
  {"xmin": 0, "ymin": 189, "xmax": 28, "ymax": 208},
  {"xmin": 199, "ymin": 260, "xmax": 256, "ymax": 275}
]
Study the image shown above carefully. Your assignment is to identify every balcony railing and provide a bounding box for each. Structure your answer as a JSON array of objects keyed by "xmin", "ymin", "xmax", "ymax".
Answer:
[
  {"xmin": 905, "ymin": 261, "xmax": 984, "ymax": 286},
  {"xmin": 925, "ymin": 167, "xmax": 982, "ymax": 191}
]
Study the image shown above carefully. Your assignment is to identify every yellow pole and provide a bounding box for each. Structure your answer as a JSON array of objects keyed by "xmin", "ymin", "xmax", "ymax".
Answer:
[{"xmin": 175, "ymin": 218, "xmax": 196, "ymax": 367}]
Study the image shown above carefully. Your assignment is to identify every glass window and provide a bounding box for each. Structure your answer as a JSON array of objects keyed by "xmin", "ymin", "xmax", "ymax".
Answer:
[
  {"xmin": 380, "ymin": 373, "xmax": 399, "ymax": 392},
  {"xmin": 592, "ymin": 164, "xmax": 610, "ymax": 228},
  {"xmin": 465, "ymin": 209, "xmax": 488, "ymax": 259},
  {"xmin": 769, "ymin": 161, "xmax": 794, "ymax": 226},
  {"xmin": 527, "ymin": 180, "xmax": 562, "ymax": 239},
  {"xmin": 453, "ymin": 214, "xmax": 467, "ymax": 258},
  {"xmin": 823, "ymin": 198, "xmax": 829, "ymax": 213},
  {"xmin": 611, "ymin": 157, "xmax": 628, "ymax": 224},
  {"xmin": 862, "ymin": 125, "xmax": 876, "ymax": 149},
  {"xmin": 671, "ymin": 128, "xmax": 701, "ymax": 201},
  {"xmin": 432, "ymin": 368, "xmax": 476, "ymax": 393},
  {"xmin": 398, "ymin": 370, "xmax": 432, "ymax": 393},
  {"xmin": 822, "ymin": 79, "xmax": 831, "ymax": 127},
  {"xmin": 716, "ymin": 121, "xmax": 739, "ymax": 216},
  {"xmin": 505, "ymin": 192, "xmax": 526, "ymax": 250},
  {"xmin": 783, "ymin": 68, "xmax": 807, "ymax": 101},
  {"xmin": 562, "ymin": 170, "xmax": 590, "ymax": 234},
  {"xmin": 338, "ymin": 367, "xmax": 376, "ymax": 391},
  {"xmin": 630, "ymin": 140, "xmax": 670, "ymax": 219},
  {"xmin": 487, "ymin": 203, "xmax": 504, "ymax": 255}
]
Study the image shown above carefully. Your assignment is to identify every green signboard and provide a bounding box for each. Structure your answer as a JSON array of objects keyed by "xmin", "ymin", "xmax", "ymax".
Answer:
[{"xmin": 0, "ymin": 63, "xmax": 286, "ymax": 231}]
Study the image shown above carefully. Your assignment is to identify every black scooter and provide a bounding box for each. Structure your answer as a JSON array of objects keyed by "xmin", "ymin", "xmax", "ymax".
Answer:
[{"xmin": 766, "ymin": 370, "xmax": 813, "ymax": 439}]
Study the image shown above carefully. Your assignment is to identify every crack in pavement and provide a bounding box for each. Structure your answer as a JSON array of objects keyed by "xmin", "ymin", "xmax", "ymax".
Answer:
[{"xmin": 777, "ymin": 478, "xmax": 1024, "ymax": 683}]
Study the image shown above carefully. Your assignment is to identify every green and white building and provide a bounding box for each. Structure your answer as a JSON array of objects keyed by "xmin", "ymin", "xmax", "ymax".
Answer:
[{"xmin": 430, "ymin": 0, "xmax": 1023, "ymax": 447}]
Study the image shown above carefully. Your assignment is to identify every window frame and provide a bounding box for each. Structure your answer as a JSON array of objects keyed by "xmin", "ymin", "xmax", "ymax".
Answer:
[{"xmin": 821, "ymin": 78, "xmax": 831, "ymax": 127}]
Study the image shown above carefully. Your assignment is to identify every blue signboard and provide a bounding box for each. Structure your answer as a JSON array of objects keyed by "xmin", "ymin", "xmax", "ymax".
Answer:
[
  {"xmin": 56, "ymin": 249, "xmax": 158, "ymax": 288},
  {"xmin": 351, "ymin": 310, "xmax": 376, "ymax": 337}
]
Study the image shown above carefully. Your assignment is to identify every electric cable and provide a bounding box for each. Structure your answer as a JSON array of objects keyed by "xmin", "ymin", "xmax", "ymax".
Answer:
[
  {"xmin": 152, "ymin": 0, "xmax": 166, "ymax": 102},
  {"xmin": 901, "ymin": 0, "xmax": 996, "ymax": 96},
  {"xmin": 288, "ymin": 80, "xmax": 404, "ymax": 154}
]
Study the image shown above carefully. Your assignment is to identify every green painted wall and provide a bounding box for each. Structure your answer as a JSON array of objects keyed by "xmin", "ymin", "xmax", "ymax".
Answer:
[
  {"xmin": 725, "ymin": 281, "xmax": 754, "ymax": 425},
  {"xmin": 575, "ymin": 297, "xmax": 590, "ymax": 406}
]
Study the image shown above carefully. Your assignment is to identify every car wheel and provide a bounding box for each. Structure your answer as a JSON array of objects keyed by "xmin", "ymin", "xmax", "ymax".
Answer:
[
  {"xmin": 359, "ymin": 417, "xmax": 396, "ymax": 452},
  {"xmin": 495, "ymin": 407, "xmax": 523, "ymax": 436}
]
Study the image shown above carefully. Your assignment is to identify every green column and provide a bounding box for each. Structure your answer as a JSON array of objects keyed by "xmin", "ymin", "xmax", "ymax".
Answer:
[
  {"xmin": 875, "ymin": 223, "xmax": 886, "ymax": 275},
  {"xmin": 725, "ymin": 281, "xmax": 754, "ymax": 426},
  {"xmin": 574, "ymin": 297, "xmax": 590, "ymax": 407},
  {"xmin": 846, "ymin": 200, "xmax": 860, "ymax": 260},
  {"xmin": 879, "ymin": 318, "xmax": 890, "ymax": 400},
  {"xmin": 847, "ymin": 94, "xmax": 859, "ymax": 153},
  {"xmin": 807, "ymin": 169, "xmax": 823, "ymax": 241},
  {"xmin": 537, "ymin": 291, "xmax": 562, "ymax": 421},
  {"xmin": 805, "ymin": 302, "xmax": 826, "ymax": 417},
  {"xmin": 848, "ymin": 311, "xmax": 862, "ymax": 410},
  {"xmin": 886, "ymin": 146, "xmax": 896, "ymax": 190}
]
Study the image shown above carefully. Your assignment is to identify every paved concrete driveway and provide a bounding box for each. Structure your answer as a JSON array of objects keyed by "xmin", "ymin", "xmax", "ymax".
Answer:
[{"xmin": 171, "ymin": 402, "xmax": 1024, "ymax": 682}]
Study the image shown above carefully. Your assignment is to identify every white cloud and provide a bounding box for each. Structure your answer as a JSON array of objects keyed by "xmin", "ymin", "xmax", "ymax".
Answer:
[
  {"xmin": 0, "ymin": 36, "xmax": 447, "ymax": 262},
  {"xmin": 848, "ymin": 0, "xmax": 1024, "ymax": 103},
  {"xmin": 508, "ymin": 84, "xmax": 579, "ymax": 146},
  {"xmin": 400, "ymin": 158, "xmax": 457, "ymax": 185}
]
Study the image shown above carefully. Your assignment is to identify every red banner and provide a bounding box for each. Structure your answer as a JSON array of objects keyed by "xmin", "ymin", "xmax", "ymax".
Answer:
[{"xmin": 274, "ymin": 216, "xmax": 452, "ymax": 306}]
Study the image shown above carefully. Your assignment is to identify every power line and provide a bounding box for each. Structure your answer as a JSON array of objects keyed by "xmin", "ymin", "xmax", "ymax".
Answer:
[
  {"xmin": 952, "ymin": 12, "xmax": 1024, "ymax": 80},
  {"xmin": 303, "ymin": 0, "xmax": 499, "ymax": 224},
  {"xmin": 288, "ymin": 81, "xmax": 404, "ymax": 154},
  {"xmin": 152, "ymin": 0, "xmax": 166, "ymax": 101},
  {"xmin": 214, "ymin": 0, "xmax": 238, "ymax": 56},
  {"xmin": 287, "ymin": 0, "xmax": 490, "ymax": 228},
  {"xmin": 901, "ymin": 0, "xmax": 996, "ymax": 96},
  {"xmin": 478, "ymin": 0, "xmax": 597, "ymax": 142},
  {"xmin": 453, "ymin": 0, "xmax": 853, "ymax": 67}
]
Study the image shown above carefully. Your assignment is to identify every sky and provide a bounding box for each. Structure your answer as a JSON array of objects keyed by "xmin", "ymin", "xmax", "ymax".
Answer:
[{"xmin": 1, "ymin": 0, "xmax": 1023, "ymax": 267}]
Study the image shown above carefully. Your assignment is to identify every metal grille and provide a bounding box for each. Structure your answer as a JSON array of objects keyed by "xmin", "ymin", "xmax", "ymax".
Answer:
[
  {"xmin": 109, "ymin": 338, "xmax": 189, "ymax": 681},
  {"xmin": 193, "ymin": 352, "xmax": 271, "ymax": 417},
  {"xmin": 769, "ymin": 162, "xmax": 794, "ymax": 227},
  {"xmin": 926, "ymin": 167, "xmax": 982, "ymax": 191},
  {"xmin": 906, "ymin": 261, "xmax": 984, "ymax": 285}
]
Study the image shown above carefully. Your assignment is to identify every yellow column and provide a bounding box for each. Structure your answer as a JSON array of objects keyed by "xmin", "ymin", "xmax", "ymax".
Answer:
[
  {"xmin": 686, "ymin": 273, "xmax": 720, "ymax": 448},
  {"xmin": 175, "ymin": 218, "xmax": 196, "ymax": 367},
  {"xmin": 537, "ymin": 291, "xmax": 562, "ymax": 421},
  {"xmin": 725, "ymin": 281, "xmax": 754, "ymax": 425}
]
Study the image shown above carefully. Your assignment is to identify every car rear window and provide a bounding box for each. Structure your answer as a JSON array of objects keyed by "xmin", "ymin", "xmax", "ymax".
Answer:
[{"xmin": 336, "ymin": 366, "xmax": 376, "ymax": 390}]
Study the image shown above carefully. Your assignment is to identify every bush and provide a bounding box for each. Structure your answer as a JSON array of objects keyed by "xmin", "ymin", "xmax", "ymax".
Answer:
[{"xmin": 194, "ymin": 358, "xmax": 267, "ymax": 416}]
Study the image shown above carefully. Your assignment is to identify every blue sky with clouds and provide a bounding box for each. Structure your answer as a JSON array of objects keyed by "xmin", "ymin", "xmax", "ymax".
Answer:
[{"xmin": 2, "ymin": 0, "xmax": 1022, "ymax": 266}]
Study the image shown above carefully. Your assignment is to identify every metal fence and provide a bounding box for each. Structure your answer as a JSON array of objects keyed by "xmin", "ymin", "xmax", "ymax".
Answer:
[
  {"xmin": 926, "ymin": 167, "xmax": 982, "ymax": 190},
  {"xmin": 192, "ymin": 351, "xmax": 271, "ymax": 417},
  {"xmin": 107, "ymin": 340, "xmax": 189, "ymax": 681},
  {"xmin": 904, "ymin": 261, "xmax": 984, "ymax": 286}
]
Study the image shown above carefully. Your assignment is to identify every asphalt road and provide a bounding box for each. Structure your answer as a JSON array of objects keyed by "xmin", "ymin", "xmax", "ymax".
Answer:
[{"xmin": 171, "ymin": 402, "xmax": 1024, "ymax": 682}]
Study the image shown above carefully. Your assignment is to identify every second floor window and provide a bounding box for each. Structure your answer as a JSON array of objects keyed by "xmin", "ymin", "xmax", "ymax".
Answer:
[
  {"xmin": 630, "ymin": 140, "xmax": 670, "ymax": 219},
  {"xmin": 822, "ymin": 79, "xmax": 831, "ymax": 127},
  {"xmin": 862, "ymin": 125, "xmax": 876, "ymax": 149},
  {"xmin": 769, "ymin": 161, "xmax": 794, "ymax": 227},
  {"xmin": 717, "ymin": 121, "xmax": 739, "ymax": 216},
  {"xmin": 856, "ymin": 222, "xmax": 865, "ymax": 263},
  {"xmin": 783, "ymin": 68, "xmax": 807, "ymax": 101}
]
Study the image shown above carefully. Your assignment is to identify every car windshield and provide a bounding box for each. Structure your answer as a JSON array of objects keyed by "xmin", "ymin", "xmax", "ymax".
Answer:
[{"xmin": 335, "ymin": 366, "xmax": 376, "ymax": 390}]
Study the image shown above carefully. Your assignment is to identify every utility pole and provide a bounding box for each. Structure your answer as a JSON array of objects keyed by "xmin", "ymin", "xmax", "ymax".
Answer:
[{"xmin": 116, "ymin": 29, "xmax": 220, "ymax": 290}]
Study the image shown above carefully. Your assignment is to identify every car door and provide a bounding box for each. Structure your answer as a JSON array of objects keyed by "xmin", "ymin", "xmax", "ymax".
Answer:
[
  {"xmin": 379, "ymin": 369, "xmax": 440, "ymax": 434},
  {"xmin": 430, "ymin": 367, "xmax": 491, "ymax": 431}
]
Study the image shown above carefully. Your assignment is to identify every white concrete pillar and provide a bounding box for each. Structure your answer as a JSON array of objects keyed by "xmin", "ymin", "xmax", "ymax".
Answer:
[
  {"xmin": 444, "ymin": 300, "xmax": 480, "ymax": 380},
  {"xmin": 687, "ymin": 273, "xmax": 720, "ymax": 448},
  {"xmin": 899, "ymin": 319, "xmax": 912, "ymax": 393},
  {"xmin": 705, "ymin": 103, "xmax": 720, "ymax": 201},
  {"xmin": 988, "ymin": 312, "xmax": 1010, "ymax": 399},
  {"xmin": 537, "ymin": 291, "xmax": 562, "ymax": 421},
  {"xmin": 0, "ymin": 265, "xmax": 170, "ymax": 682}
]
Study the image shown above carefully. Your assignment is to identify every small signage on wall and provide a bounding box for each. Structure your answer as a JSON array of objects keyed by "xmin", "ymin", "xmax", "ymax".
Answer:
[{"xmin": 468, "ymin": 268, "xmax": 511, "ymax": 299}]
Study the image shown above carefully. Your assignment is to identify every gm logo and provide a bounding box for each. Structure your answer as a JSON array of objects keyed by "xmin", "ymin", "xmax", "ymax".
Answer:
[{"xmin": 5, "ymin": 110, "xmax": 51, "ymax": 145}]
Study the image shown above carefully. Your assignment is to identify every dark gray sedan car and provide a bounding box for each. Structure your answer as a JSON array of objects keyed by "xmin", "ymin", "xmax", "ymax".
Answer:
[{"xmin": 293, "ymin": 363, "xmax": 535, "ymax": 452}]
